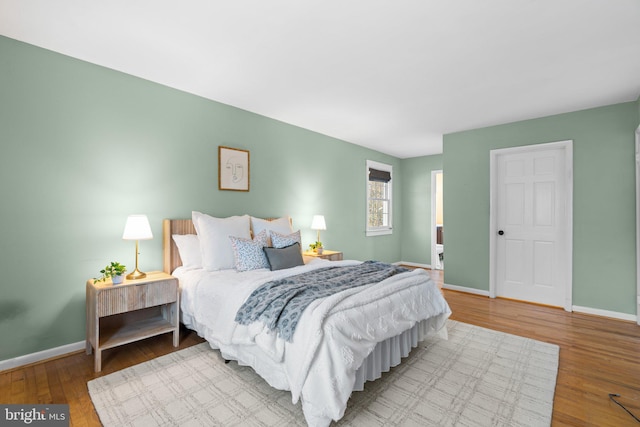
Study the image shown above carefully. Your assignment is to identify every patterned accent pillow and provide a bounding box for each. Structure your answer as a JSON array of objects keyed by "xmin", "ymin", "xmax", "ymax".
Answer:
[
  {"xmin": 229, "ymin": 230, "xmax": 270, "ymax": 271},
  {"xmin": 270, "ymin": 230, "xmax": 301, "ymax": 249}
]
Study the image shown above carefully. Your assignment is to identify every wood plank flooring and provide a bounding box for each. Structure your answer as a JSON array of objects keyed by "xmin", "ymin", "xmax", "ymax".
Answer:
[
  {"xmin": 1, "ymin": 269, "xmax": 639, "ymax": 426},
  {"xmin": 438, "ymin": 269, "xmax": 640, "ymax": 427}
]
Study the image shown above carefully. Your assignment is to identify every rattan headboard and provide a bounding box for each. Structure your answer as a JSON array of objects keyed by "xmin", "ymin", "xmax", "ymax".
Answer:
[{"xmin": 162, "ymin": 217, "xmax": 291, "ymax": 274}]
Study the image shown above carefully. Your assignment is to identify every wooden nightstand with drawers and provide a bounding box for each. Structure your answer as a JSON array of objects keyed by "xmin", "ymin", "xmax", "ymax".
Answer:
[
  {"xmin": 86, "ymin": 271, "xmax": 179, "ymax": 372},
  {"xmin": 303, "ymin": 250, "xmax": 344, "ymax": 261}
]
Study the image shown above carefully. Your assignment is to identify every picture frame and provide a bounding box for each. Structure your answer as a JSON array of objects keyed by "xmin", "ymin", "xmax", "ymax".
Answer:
[{"xmin": 218, "ymin": 146, "xmax": 250, "ymax": 191}]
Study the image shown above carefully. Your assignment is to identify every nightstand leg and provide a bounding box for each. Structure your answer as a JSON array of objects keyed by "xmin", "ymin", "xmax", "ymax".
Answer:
[
  {"xmin": 171, "ymin": 298, "xmax": 179, "ymax": 347},
  {"xmin": 94, "ymin": 349, "xmax": 102, "ymax": 372}
]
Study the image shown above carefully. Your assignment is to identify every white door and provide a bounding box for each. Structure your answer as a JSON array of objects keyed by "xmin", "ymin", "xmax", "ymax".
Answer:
[{"xmin": 491, "ymin": 141, "xmax": 572, "ymax": 309}]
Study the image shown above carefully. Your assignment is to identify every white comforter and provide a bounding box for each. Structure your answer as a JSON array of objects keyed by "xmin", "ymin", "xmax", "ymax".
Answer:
[{"xmin": 175, "ymin": 259, "xmax": 451, "ymax": 426}]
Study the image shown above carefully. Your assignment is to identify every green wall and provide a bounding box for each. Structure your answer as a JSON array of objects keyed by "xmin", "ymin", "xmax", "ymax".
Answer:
[
  {"xmin": 0, "ymin": 36, "xmax": 403, "ymax": 361},
  {"xmin": 2, "ymin": 32, "xmax": 636, "ymax": 363},
  {"xmin": 400, "ymin": 155, "xmax": 442, "ymax": 265},
  {"xmin": 443, "ymin": 102, "xmax": 638, "ymax": 315}
]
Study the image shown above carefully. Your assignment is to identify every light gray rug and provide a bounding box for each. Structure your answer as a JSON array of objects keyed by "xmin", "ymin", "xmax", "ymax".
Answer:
[{"xmin": 88, "ymin": 320, "xmax": 559, "ymax": 426}]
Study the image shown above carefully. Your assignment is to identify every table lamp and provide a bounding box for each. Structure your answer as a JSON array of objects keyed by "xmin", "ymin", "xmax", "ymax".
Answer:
[
  {"xmin": 310, "ymin": 215, "xmax": 326, "ymax": 246},
  {"xmin": 122, "ymin": 214, "xmax": 153, "ymax": 279}
]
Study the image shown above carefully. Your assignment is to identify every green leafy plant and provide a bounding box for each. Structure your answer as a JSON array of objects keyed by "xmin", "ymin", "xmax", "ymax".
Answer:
[
  {"xmin": 95, "ymin": 261, "xmax": 127, "ymax": 282},
  {"xmin": 309, "ymin": 241, "xmax": 323, "ymax": 251}
]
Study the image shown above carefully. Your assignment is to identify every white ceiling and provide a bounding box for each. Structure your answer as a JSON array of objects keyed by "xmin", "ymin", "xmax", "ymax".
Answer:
[{"xmin": 1, "ymin": 1, "xmax": 639, "ymax": 158}]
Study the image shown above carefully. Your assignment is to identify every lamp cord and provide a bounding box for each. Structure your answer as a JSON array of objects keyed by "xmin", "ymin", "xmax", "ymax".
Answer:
[{"xmin": 609, "ymin": 393, "xmax": 640, "ymax": 423}]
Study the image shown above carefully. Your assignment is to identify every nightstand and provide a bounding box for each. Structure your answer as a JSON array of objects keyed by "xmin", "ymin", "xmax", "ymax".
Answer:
[
  {"xmin": 303, "ymin": 250, "xmax": 343, "ymax": 261},
  {"xmin": 86, "ymin": 271, "xmax": 179, "ymax": 372}
]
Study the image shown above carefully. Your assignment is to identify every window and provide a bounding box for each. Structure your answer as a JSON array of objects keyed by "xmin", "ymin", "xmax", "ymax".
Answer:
[{"xmin": 366, "ymin": 160, "xmax": 393, "ymax": 236}]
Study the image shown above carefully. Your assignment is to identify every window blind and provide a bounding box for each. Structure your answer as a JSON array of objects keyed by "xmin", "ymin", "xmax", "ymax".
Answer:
[{"xmin": 368, "ymin": 168, "xmax": 391, "ymax": 183}]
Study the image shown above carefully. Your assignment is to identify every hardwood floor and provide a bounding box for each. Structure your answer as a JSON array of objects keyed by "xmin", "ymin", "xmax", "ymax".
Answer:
[
  {"xmin": 1, "ymin": 270, "xmax": 639, "ymax": 426},
  {"xmin": 0, "ymin": 327, "xmax": 205, "ymax": 426},
  {"xmin": 439, "ymin": 273, "xmax": 640, "ymax": 427}
]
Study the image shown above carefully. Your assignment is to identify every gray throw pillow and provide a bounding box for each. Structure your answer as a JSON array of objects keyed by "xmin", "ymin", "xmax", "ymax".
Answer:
[{"xmin": 263, "ymin": 243, "xmax": 304, "ymax": 271}]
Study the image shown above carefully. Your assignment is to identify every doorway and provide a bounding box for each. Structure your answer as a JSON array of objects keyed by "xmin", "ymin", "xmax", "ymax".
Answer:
[
  {"xmin": 489, "ymin": 141, "xmax": 573, "ymax": 310},
  {"xmin": 635, "ymin": 125, "xmax": 640, "ymax": 325},
  {"xmin": 431, "ymin": 170, "xmax": 443, "ymax": 270}
]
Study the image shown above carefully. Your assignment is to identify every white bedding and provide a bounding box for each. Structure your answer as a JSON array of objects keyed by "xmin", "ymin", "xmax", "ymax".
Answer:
[{"xmin": 174, "ymin": 259, "xmax": 451, "ymax": 426}]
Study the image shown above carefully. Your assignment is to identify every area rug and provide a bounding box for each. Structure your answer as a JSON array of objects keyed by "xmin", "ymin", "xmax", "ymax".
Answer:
[{"xmin": 88, "ymin": 320, "xmax": 559, "ymax": 426}]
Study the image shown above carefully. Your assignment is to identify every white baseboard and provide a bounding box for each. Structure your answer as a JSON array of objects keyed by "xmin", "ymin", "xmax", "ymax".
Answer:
[
  {"xmin": 0, "ymin": 340, "xmax": 86, "ymax": 372},
  {"xmin": 572, "ymin": 305, "xmax": 637, "ymax": 322},
  {"xmin": 442, "ymin": 283, "xmax": 491, "ymax": 296},
  {"xmin": 1, "ymin": 304, "xmax": 634, "ymax": 373},
  {"xmin": 438, "ymin": 286, "xmax": 636, "ymax": 322},
  {"xmin": 396, "ymin": 261, "xmax": 432, "ymax": 269}
]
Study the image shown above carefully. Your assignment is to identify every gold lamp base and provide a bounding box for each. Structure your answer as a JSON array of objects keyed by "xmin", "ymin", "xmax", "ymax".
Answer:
[
  {"xmin": 126, "ymin": 268, "xmax": 147, "ymax": 280},
  {"xmin": 126, "ymin": 239, "xmax": 147, "ymax": 280}
]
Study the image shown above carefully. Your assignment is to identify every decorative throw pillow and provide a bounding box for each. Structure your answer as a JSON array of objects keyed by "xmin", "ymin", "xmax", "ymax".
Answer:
[
  {"xmin": 251, "ymin": 216, "xmax": 293, "ymax": 245},
  {"xmin": 229, "ymin": 230, "xmax": 270, "ymax": 271},
  {"xmin": 270, "ymin": 230, "xmax": 301, "ymax": 249},
  {"xmin": 192, "ymin": 211, "xmax": 251, "ymax": 271},
  {"xmin": 171, "ymin": 234, "xmax": 202, "ymax": 269},
  {"xmin": 263, "ymin": 243, "xmax": 305, "ymax": 271}
]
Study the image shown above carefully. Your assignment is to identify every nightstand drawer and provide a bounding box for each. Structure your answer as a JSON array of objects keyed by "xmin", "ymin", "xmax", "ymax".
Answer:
[{"xmin": 97, "ymin": 280, "xmax": 177, "ymax": 316}]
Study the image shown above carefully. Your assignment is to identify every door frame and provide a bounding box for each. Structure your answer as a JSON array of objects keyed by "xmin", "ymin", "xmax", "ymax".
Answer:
[
  {"xmin": 489, "ymin": 140, "xmax": 573, "ymax": 311},
  {"xmin": 635, "ymin": 126, "xmax": 640, "ymax": 325},
  {"xmin": 431, "ymin": 170, "xmax": 443, "ymax": 270}
]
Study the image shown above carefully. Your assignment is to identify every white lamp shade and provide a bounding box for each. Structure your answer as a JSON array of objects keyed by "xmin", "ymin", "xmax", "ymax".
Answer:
[
  {"xmin": 310, "ymin": 215, "xmax": 326, "ymax": 231},
  {"xmin": 122, "ymin": 215, "xmax": 153, "ymax": 240}
]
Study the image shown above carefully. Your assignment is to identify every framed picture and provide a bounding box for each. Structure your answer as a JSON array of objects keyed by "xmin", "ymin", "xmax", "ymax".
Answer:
[{"xmin": 218, "ymin": 146, "xmax": 250, "ymax": 191}]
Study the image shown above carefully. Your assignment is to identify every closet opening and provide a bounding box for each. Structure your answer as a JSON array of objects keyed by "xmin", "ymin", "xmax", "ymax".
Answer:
[{"xmin": 431, "ymin": 170, "xmax": 443, "ymax": 270}]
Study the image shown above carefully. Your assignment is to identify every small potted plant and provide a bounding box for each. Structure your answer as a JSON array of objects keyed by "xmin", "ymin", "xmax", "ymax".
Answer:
[
  {"xmin": 95, "ymin": 261, "xmax": 127, "ymax": 285},
  {"xmin": 309, "ymin": 241, "xmax": 324, "ymax": 255}
]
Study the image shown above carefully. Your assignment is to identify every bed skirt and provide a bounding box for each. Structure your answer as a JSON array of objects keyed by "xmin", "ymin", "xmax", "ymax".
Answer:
[
  {"xmin": 352, "ymin": 317, "xmax": 445, "ymax": 391},
  {"xmin": 185, "ymin": 314, "xmax": 448, "ymax": 395}
]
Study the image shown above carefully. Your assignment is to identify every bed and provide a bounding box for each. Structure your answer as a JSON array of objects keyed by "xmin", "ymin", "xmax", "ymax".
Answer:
[{"xmin": 162, "ymin": 213, "xmax": 451, "ymax": 426}]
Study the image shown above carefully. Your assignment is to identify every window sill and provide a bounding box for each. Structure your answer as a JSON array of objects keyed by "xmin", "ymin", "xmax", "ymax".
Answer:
[{"xmin": 366, "ymin": 228, "xmax": 393, "ymax": 237}]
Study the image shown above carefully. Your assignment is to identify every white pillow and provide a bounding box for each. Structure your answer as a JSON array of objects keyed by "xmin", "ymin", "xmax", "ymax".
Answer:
[
  {"xmin": 172, "ymin": 234, "xmax": 202, "ymax": 269},
  {"xmin": 251, "ymin": 216, "xmax": 293, "ymax": 245},
  {"xmin": 192, "ymin": 211, "xmax": 251, "ymax": 271}
]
